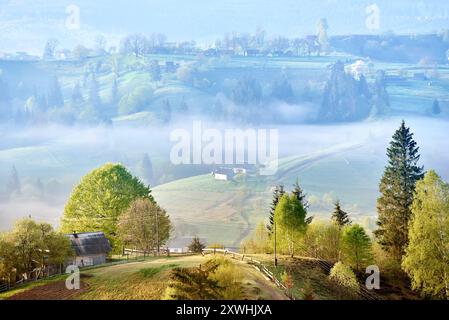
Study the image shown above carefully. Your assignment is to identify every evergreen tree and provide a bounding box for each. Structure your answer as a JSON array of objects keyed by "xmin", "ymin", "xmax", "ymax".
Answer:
[
  {"xmin": 371, "ymin": 70, "xmax": 390, "ymax": 116},
  {"xmin": 111, "ymin": 77, "xmax": 119, "ymax": 104},
  {"xmin": 71, "ymin": 81, "xmax": 83, "ymax": 104},
  {"xmin": 149, "ymin": 60, "xmax": 161, "ymax": 81},
  {"xmin": 332, "ymin": 200, "xmax": 351, "ymax": 227},
  {"xmin": 272, "ymin": 76, "xmax": 294, "ymax": 102},
  {"xmin": 319, "ymin": 61, "xmax": 371, "ymax": 122},
  {"xmin": 188, "ymin": 236, "xmax": 206, "ymax": 253},
  {"xmin": 292, "ymin": 179, "xmax": 313, "ymax": 224},
  {"xmin": 267, "ymin": 185, "xmax": 285, "ymax": 234},
  {"xmin": 37, "ymin": 94, "xmax": 48, "ymax": 112},
  {"xmin": 87, "ymin": 73, "xmax": 101, "ymax": 107},
  {"xmin": 166, "ymin": 260, "xmax": 221, "ymax": 300},
  {"xmin": 47, "ymin": 75, "xmax": 64, "ymax": 108},
  {"xmin": 160, "ymin": 98, "xmax": 171, "ymax": 123},
  {"xmin": 374, "ymin": 121, "xmax": 424, "ymax": 261},
  {"xmin": 137, "ymin": 153, "xmax": 154, "ymax": 185},
  {"xmin": 179, "ymin": 96, "xmax": 189, "ymax": 113},
  {"xmin": 0, "ymin": 74, "xmax": 12, "ymax": 118},
  {"xmin": 212, "ymin": 99, "xmax": 225, "ymax": 121},
  {"xmin": 432, "ymin": 99, "xmax": 441, "ymax": 115},
  {"xmin": 6, "ymin": 165, "xmax": 21, "ymax": 195},
  {"xmin": 42, "ymin": 39, "xmax": 58, "ymax": 60}
]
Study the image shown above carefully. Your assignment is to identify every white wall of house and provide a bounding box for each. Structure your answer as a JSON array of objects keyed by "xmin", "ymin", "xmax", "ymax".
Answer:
[
  {"xmin": 214, "ymin": 173, "xmax": 228, "ymax": 181},
  {"xmin": 168, "ymin": 247, "xmax": 188, "ymax": 253},
  {"xmin": 68, "ymin": 254, "xmax": 107, "ymax": 267}
]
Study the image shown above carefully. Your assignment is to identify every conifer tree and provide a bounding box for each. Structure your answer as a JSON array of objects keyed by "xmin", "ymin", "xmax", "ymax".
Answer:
[
  {"xmin": 87, "ymin": 73, "xmax": 101, "ymax": 107},
  {"xmin": 188, "ymin": 236, "xmax": 206, "ymax": 253},
  {"xmin": 267, "ymin": 185, "xmax": 285, "ymax": 234},
  {"xmin": 374, "ymin": 121, "xmax": 424, "ymax": 261},
  {"xmin": 47, "ymin": 75, "xmax": 64, "ymax": 108},
  {"xmin": 332, "ymin": 200, "xmax": 351, "ymax": 227},
  {"xmin": 432, "ymin": 99, "xmax": 441, "ymax": 115},
  {"xmin": 111, "ymin": 77, "xmax": 119, "ymax": 104},
  {"xmin": 71, "ymin": 81, "xmax": 83, "ymax": 104},
  {"xmin": 6, "ymin": 165, "xmax": 21, "ymax": 195},
  {"xmin": 292, "ymin": 178, "xmax": 313, "ymax": 224},
  {"xmin": 137, "ymin": 153, "xmax": 154, "ymax": 185}
]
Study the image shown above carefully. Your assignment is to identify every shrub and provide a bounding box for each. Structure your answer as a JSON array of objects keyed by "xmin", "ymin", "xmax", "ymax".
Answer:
[
  {"xmin": 209, "ymin": 257, "xmax": 243, "ymax": 300},
  {"xmin": 302, "ymin": 280, "xmax": 316, "ymax": 300},
  {"xmin": 329, "ymin": 262, "xmax": 359, "ymax": 293}
]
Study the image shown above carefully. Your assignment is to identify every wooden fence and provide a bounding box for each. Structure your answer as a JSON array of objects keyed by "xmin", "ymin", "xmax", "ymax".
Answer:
[
  {"xmin": 202, "ymin": 248, "xmax": 382, "ymax": 300},
  {"xmin": 202, "ymin": 248, "xmax": 291, "ymax": 299}
]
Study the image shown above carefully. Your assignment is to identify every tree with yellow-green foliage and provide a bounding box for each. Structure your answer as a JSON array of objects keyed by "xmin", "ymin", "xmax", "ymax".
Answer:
[
  {"xmin": 61, "ymin": 163, "xmax": 153, "ymax": 251},
  {"xmin": 340, "ymin": 224, "xmax": 373, "ymax": 272},
  {"xmin": 274, "ymin": 193, "xmax": 307, "ymax": 257},
  {"xmin": 402, "ymin": 170, "xmax": 449, "ymax": 299},
  {"xmin": 0, "ymin": 218, "xmax": 72, "ymax": 282}
]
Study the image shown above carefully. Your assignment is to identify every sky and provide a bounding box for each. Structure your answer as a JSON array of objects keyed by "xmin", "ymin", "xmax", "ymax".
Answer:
[{"xmin": 1, "ymin": 0, "xmax": 449, "ymax": 54}]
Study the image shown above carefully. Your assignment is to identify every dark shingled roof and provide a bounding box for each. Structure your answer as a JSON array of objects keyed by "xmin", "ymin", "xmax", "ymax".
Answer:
[{"xmin": 66, "ymin": 232, "xmax": 112, "ymax": 256}]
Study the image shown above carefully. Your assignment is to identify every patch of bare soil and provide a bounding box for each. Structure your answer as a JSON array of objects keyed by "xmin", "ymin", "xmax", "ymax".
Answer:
[{"xmin": 7, "ymin": 280, "xmax": 89, "ymax": 300}]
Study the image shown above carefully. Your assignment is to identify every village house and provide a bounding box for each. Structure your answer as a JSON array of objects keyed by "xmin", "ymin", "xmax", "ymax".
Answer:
[{"xmin": 66, "ymin": 232, "xmax": 112, "ymax": 267}]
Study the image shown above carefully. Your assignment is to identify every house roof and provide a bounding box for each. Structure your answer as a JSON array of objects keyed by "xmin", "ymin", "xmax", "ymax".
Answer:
[{"xmin": 66, "ymin": 232, "xmax": 112, "ymax": 256}]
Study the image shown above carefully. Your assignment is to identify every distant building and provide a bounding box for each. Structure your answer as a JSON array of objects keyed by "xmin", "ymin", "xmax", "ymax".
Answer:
[
  {"xmin": 233, "ymin": 167, "xmax": 247, "ymax": 174},
  {"xmin": 212, "ymin": 168, "xmax": 235, "ymax": 181},
  {"xmin": 167, "ymin": 237, "xmax": 207, "ymax": 253},
  {"xmin": 66, "ymin": 232, "xmax": 112, "ymax": 267}
]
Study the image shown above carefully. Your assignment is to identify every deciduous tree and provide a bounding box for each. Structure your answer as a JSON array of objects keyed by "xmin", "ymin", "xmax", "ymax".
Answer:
[{"xmin": 402, "ymin": 170, "xmax": 449, "ymax": 299}]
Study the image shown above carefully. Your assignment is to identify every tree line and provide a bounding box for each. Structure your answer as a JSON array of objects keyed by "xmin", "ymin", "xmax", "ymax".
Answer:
[
  {"xmin": 242, "ymin": 120, "xmax": 449, "ymax": 299},
  {"xmin": 0, "ymin": 163, "xmax": 172, "ymax": 286}
]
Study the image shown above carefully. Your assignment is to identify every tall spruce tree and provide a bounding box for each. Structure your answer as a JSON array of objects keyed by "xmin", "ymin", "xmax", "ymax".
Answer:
[
  {"xmin": 292, "ymin": 178, "xmax": 313, "ymax": 224},
  {"xmin": 6, "ymin": 165, "xmax": 21, "ymax": 195},
  {"xmin": 47, "ymin": 75, "xmax": 64, "ymax": 108},
  {"xmin": 267, "ymin": 185, "xmax": 285, "ymax": 234},
  {"xmin": 374, "ymin": 120, "xmax": 424, "ymax": 261},
  {"xmin": 332, "ymin": 200, "xmax": 351, "ymax": 227}
]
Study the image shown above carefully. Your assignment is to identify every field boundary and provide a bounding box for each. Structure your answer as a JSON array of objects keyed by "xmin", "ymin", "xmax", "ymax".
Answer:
[{"xmin": 202, "ymin": 248, "xmax": 292, "ymax": 299}]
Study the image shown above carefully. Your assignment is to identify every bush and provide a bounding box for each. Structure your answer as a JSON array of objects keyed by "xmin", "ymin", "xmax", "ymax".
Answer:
[
  {"xmin": 209, "ymin": 257, "xmax": 244, "ymax": 300},
  {"xmin": 329, "ymin": 262, "xmax": 359, "ymax": 293},
  {"xmin": 302, "ymin": 280, "xmax": 315, "ymax": 300}
]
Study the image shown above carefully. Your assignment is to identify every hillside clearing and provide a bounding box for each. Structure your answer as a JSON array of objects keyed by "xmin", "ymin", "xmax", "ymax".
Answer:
[{"xmin": 1, "ymin": 254, "xmax": 287, "ymax": 300}]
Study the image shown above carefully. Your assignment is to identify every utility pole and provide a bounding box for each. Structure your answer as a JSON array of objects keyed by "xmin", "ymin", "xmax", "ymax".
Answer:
[
  {"xmin": 156, "ymin": 207, "xmax": 159, "ymax": 256},
  {"xmin": 274, "ymin": 221, "xmax": 278, "ymax": 267}
]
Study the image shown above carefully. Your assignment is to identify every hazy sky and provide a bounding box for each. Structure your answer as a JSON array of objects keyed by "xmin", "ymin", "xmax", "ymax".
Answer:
[{"xmin": 1, "ymin": 0, "xmax": 449, "ymax": 54}]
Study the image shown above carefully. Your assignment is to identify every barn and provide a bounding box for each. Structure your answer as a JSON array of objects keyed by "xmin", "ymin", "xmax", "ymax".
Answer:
[{"xmin": 66, "ymin": 232, "xmax": 112, "ymax": 267}]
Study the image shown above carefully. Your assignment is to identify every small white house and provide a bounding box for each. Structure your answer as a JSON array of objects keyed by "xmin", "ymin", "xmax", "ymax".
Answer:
[{"xmin": 214, "ymin": 173, "xmax": 228, "ymax": 181}]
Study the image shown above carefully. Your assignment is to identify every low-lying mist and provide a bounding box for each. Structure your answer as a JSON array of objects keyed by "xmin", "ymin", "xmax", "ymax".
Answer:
[{"xmin": 0, "ymin": 115, "xmax": 448, "ymax": 231}]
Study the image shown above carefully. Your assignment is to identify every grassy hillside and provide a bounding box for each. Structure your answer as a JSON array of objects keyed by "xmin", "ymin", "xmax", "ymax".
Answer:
[
  {"xmin": 1, "ymin": 254, "xmax": 287, "ymax": 300},
  {"xmin": 152, "ymin": 142, "xmax": 385, "ymax": 246}
]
